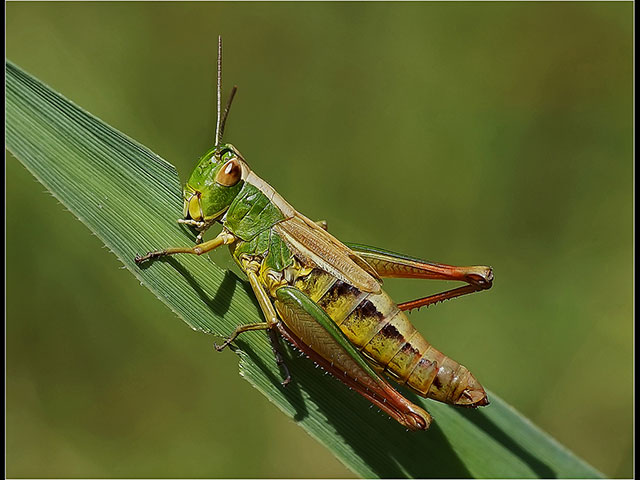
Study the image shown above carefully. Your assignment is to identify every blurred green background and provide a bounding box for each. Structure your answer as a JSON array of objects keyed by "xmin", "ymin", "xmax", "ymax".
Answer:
[{"xmin": 6, "ymin": 2, "xmax": 632, "ymax": 478}]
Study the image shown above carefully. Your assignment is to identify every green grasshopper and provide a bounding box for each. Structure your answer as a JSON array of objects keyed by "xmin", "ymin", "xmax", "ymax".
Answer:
[{"xmin": 135, "ymin": 38, "xmax": 493, "ymax": 431}]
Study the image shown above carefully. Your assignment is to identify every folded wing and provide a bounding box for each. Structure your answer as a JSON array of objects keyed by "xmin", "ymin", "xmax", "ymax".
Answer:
[{"xmin": 274, "ymin": 213, "xmax": 381, "ymax": 294}]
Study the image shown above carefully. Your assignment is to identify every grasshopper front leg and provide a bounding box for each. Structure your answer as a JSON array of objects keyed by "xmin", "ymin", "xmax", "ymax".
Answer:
[
  {"xmin": 345, "ymin": 243, "xmax": 493, "ymax": 312},
  {"xmin": 135, "ymin": 232, "xmax": 291, "ymax": 385},
  {"xmin": 134, "ymin": 230, "xmax": 236, "ymax": 264}
]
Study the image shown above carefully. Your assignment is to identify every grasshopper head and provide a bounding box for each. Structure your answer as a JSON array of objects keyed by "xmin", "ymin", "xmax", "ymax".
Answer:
[
  {"xmin": 182, "ymin": 37, "xmax": 246, "ymax": 233},
  {"xmin": 182, "ymin": 143, "xmax": 246, "ymax": 229}
]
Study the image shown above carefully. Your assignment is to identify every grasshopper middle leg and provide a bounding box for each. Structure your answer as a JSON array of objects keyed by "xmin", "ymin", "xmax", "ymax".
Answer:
[
  {"xmin": 215, "ymin": 260, "xmax": 292, "ymax": 385},
  {"xmin": 214, "ymin": 322, "xmax": 271, "ymax": 351}
]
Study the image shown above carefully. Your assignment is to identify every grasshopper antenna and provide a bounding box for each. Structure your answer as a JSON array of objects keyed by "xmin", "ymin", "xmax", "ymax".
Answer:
[
  {"xmin": 214, "ymin": 36, "xmax": 238, "ymax": 147},
  {"xmin": 219, "ymin": 85, "xmax": 238, "ymax": 142},
  {"xmin": 214, "ymin": 36, "xmax": 223, "ymax": 148}
]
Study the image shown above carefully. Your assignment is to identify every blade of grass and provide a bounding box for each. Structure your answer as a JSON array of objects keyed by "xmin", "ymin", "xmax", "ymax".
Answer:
[{"xmin": 6, "ymin": 60, "xmax": 602, "ymax": 479}]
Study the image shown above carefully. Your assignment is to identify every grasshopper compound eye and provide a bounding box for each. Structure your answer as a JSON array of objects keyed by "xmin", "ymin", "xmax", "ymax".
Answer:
[{"xmin": 216, "ymin": 159, "xmax": 242, "ymax": 186}]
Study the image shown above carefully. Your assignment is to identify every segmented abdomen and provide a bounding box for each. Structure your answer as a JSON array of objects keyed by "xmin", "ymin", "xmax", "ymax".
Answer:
[{"xmin": 293, "ymin": 268, "xmax": 487, "ymax": 406}]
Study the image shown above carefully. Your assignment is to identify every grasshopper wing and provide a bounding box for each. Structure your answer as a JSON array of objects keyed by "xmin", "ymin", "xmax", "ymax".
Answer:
[
  {"xmin": 274, "ymin": 286, "xmax": 431, "ymax": 430},
  {"xmin": 274, "ymin": 213, "xmax": 381, "ymax": 294}
]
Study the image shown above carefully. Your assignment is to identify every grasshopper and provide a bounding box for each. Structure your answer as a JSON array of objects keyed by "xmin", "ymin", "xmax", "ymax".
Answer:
[{"xmin": 135, "ymin": 38, "xmax": 493, "ymax": 431}]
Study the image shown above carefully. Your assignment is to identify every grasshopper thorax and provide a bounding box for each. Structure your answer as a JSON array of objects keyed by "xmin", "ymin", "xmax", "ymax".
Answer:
[{"xmin": 182, "ymin": 143, "xmax": 247, "ymax": 229}]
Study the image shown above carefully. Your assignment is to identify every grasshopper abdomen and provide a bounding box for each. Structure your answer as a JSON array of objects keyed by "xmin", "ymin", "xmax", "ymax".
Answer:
[{"xmin": 294, "ymin": 269, "xmax": 488, "ymax": 407}]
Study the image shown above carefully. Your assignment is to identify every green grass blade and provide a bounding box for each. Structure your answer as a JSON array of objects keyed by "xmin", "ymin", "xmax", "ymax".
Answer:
[{"xmin": 6, "ymin": 60, "xmax": 603, "ymax": 479}]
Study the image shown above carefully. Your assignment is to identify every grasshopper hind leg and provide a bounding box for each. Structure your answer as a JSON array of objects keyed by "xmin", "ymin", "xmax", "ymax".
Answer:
[
  {"xmin": 274, "ymin": 285, "xmax": 432, "ymax": 430},
  {"xmin": 344, "ymin": 242, "xmax": 493, "ymax": 312}
]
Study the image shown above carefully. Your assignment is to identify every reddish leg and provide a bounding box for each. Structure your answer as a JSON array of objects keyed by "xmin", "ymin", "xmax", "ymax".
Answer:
[{"xmin": 344, "ymin": 242, "xmax": 493, "ymax": 312}]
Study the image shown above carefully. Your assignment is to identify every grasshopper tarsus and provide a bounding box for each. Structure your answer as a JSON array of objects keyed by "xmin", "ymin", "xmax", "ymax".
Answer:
[
  {"xmin": 214, "ymin": 339, "xmax": 231, "ymax": 352},
  {"xmin": 134, "ymin": 250, "xmax": 165, "ymax": 265},
  {"xmin": 134, "ymin": 253, "xmax": 151, "ymax": 265}
]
